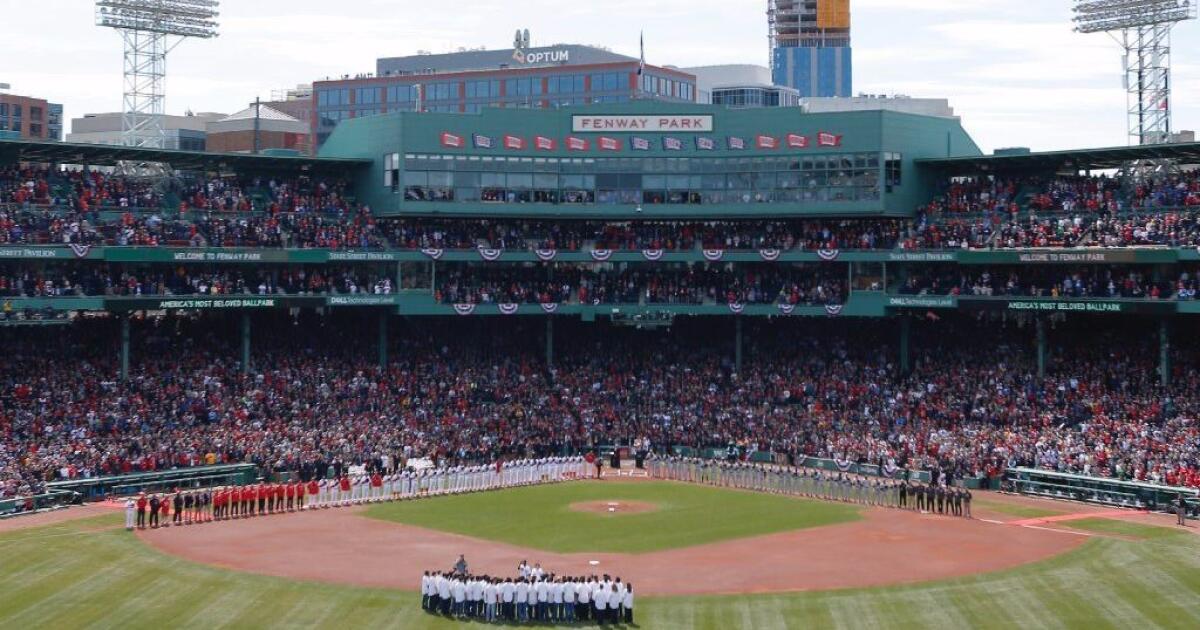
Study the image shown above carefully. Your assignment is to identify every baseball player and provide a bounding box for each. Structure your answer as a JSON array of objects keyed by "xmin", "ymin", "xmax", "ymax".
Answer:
[{"xmin": 125, "ymin": 497, "xmax": 136, "ymax": 531}]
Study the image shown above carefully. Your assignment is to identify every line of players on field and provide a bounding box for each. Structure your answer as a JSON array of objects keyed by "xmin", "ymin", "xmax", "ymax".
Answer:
[
  {"xmin": 423, "ymin": 567, "xmax": 634, "ymax": 625},
  {"xmin": 126, "ymin": 457, "xmax": 592, "ymax": 530},
  {"xmin": 649, "ymin": 457, "xmax": 973, "ymax": 517}
]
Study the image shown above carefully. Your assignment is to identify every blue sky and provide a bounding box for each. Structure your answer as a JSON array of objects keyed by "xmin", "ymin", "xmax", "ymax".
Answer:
[{"xmin": 3, "ymin": 0, "xmax": 1199, "ymax": 152}]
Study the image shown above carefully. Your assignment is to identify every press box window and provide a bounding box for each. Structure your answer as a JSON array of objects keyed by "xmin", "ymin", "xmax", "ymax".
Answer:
[{"xmin": 383, "ymin": 153, "xmax": 400, "ymax": 192}]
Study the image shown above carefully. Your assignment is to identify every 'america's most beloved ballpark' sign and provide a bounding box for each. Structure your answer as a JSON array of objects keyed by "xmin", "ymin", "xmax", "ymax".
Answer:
[{"xmin": 572, "ymin": 115, "xmax": 714, "ymax": 133}]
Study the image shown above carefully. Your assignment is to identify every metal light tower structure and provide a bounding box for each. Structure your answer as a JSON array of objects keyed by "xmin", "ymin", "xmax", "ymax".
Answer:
[
  {"xmin": 1072, "ymin": 0, "xmax": 1196, "ymax": 147},
  {"xmin": 95, "ymin": 1, "xmax": 220, "ymax": 148}
]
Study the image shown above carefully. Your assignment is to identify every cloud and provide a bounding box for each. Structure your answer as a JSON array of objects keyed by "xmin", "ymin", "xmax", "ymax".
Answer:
[{"xmin": 5, "ymin": 0, "xmax": 1200, "ymax": 151}]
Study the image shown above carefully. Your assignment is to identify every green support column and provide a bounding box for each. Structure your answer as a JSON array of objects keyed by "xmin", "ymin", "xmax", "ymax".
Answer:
[
  {"xmin": 735, "ymin": 316, "xmax": 743, "ymax": 373},
  {"xmin": 241, "ymin": 313, "xmax": 251, "ymax": 374},
  {"xmin": 899, "ymin": 317, "xmax": 910, "ymax": 375},
  {"xmin": 546, "ymin": 316, "xmax": 554, "ymax": 368},
  {"xmin": 120, "ymin": 315, "xmax": 130, "ymax": 381},
  {"xmin": 1036, "ymin": 317, "xmax": 1046, "ymax": 379},
  {"xmin": 1160, "ymin": 319, "xmax": 1170, "ymax": 388},
  {"xmin": 378, "ymin": 312, "xmax": 388, "ymax": 369}
]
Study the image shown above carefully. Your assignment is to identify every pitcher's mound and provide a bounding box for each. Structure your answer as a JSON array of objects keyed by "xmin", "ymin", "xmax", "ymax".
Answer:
[{"xmin": 569, "ymin": 500, "xmax": 658, "ymax": 515}]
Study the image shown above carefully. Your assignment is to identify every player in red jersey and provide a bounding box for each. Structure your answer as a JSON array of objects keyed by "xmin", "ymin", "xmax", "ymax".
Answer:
[{"xmin": 305, "ymin": 478, "xmax": 319, "ymax": 510}]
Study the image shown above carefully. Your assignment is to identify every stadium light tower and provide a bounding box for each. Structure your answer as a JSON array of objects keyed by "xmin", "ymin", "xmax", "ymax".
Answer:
[
  {"xmin": 1073, "ymin": 0, "xmax": 1196, "ymax": 147},
  {"xmin": 95, "ymin": 0, "xmax": 220, "ymax": 148}
]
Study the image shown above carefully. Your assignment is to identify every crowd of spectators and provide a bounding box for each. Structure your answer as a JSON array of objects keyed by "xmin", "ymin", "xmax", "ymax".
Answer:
[
  {"xmin": 6, "ymin": 162, "xmax": 1200, "ymax": 251},
  {"xmin": 2, "ymin": 314, "xmax": 1198, "ymax": 501},
  {"xmin": 895, "ymin": 265, "xmax": 1189, "ymax": 299},
  {"xmin": 434, "ymin": 264, "xmax": 847, "ymax": 306},
  {"xmin": 0, "ymin": 264, "xmax": 394, "ymax": 297}
]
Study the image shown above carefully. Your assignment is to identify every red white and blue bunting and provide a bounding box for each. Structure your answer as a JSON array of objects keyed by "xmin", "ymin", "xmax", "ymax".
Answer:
[
  {"xmin": 882, "ymin": 459, "xmax": 900, "ymax": 477},
  {"xmin": 642, "ymin": 249, "xmax": 664, "ymax": 261},
  {"xmin": 420, "ymin": 248, "xmax": 444, "ymax": 260},
  {"xmin": 539, "ymin": 303, "xmax": 559, "ymax": 314},
  {"xmin": 69, "ymin": 244, "xmax": 92, "ymax": 259},
  {"xmin": 453, "ymin": 304, "xmax": 476, "ymax": 316},
  {"xmin": 759, "ymin": 249, "xmax": 781, "ymax": 262},
  {"xmin": 817, "ymin": 249, "xmax": 841, "ymax": 262},
  {"xmin": 498, "ymin": 303, "xmax": 519, "ymax": 315},
  {"xmin": 534, "ymin": 249, "xmax": 557, "ymax": 262},
  {"xmin": 728, "ymin": 302, "xmax": 745, "ymax": 314},
  {"xmin": 478, "ymin": 248, "xmax": 503, "ymax": 261},
  {"xmin": 590, "ymin": 249, "xmax": 613, "ymax": 262},
  {"xmin": 824, "ymin": 304, "xmax": 844, "ymax": 317},
  {"xmin": 777, "ymin": 303, "xmax": 795, "ymax": 316},
  {"xmin": 702, "ymin": 249, "xmax": 724, "ymax": 262}
]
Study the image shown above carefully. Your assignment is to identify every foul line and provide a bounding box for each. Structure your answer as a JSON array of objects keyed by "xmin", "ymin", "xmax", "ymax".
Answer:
[{"xmin": 1018, "ymin": 524, "xmax": 1096, "ymax": 537}]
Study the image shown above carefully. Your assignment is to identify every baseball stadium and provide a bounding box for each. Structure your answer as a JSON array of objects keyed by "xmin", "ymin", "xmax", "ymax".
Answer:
[{"xmin": 4, "ymin": 1, "xmax": 1200, "ymax": 629}]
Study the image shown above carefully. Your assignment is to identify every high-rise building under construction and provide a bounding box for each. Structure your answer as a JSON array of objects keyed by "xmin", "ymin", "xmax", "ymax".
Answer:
[{"xmin": 769, "ymin": 0, "xmax": 852, "ymax": 98}]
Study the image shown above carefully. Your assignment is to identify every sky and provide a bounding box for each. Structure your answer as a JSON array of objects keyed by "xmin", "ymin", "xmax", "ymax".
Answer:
[{"xmin": 2, "ymin": 0, "xmax": 1199, "ymax": 152}]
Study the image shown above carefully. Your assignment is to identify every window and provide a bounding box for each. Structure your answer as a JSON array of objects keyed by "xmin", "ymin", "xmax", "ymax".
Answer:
[
  {"xmin": 398, "ymin": 152, "xmax": 883, "ymax": 206},
  {"xmin": 466, "ymin": 80, "xmax": 499, "ymax": 99},
  {"xmin": 588, "ymin": 72, "xmax": 621, "ymax": 92},
  {"xmin": 885, "ymin": 152, "xmax": 902, "ymax": 188},
  {"xmin": 318, "ymin": 89, "xmax": 349, "ymax": 107},
  {"xmin": 30, "ymin": 107, "xmax": 42, "ymax": 121},
  {"xmin": 356, "ymin": 88, "xmax": 379, "ymax": 105},
  {"xmin": 386, "ymin": 85, "xmax": 413, "ymax": 102}
]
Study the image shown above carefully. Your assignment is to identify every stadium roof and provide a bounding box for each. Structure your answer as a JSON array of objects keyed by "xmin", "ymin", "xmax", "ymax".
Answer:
[
  {"xmin": 376, "ymin": 44, "xmax": 637, "ymax": 76},
  {"xmin": 0, "ymin": 138, "xmax": 370, "ymax": 172},
  {"xmin": 917, "ymin": 142, "xmax": 1200, "ymax": 172}
]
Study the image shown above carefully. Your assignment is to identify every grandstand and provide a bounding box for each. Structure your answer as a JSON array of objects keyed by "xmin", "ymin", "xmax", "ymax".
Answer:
[{"xmin": 2, "ymin": 100, "xmax": 1199, "ymax": 516}]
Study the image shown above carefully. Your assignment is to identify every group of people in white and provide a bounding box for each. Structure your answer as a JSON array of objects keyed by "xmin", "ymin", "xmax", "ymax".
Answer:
[
  {"xmin": 304, "ymin": 457, "xmax": 592, "ymax": 508},
  {"xmin": 422, "ymin": 560, "xmax": 634, "ymax": 625}
]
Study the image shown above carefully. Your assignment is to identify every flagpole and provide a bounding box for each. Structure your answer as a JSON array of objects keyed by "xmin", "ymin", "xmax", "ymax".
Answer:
[{"xmin": 637, "ymin": 30, "xmax": 645, "ymax": 100}]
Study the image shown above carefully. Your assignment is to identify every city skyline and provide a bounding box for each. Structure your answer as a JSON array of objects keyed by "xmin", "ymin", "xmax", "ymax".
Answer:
[{"xmin": 3, "ymin": 0, "xmax": 1199, "ymax": 152}]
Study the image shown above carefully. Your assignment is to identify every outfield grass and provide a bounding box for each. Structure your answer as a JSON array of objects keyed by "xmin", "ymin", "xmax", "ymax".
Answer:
[
  {"xmin": 1, "ymin": 507, "xmax": 1199, "ymax": 629},
  {"xmin": 1064, "ymin": 518, "xmax": 1189, "ymax": 540},
  {"xmin": 363, "ymin": 481, "xmax": 860, "ymax": 553}
]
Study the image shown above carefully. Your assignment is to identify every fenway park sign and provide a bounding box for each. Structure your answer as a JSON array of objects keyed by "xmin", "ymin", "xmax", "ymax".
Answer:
[{"xmin": 572, "ymin": 115, "xmax": 713, "ymax": 133}]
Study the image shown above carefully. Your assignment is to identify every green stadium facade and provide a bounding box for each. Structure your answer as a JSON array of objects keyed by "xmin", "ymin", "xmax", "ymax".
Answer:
[{"xmin": 3, "ymin": 102, "xmax": 1200, "ymax": 381}]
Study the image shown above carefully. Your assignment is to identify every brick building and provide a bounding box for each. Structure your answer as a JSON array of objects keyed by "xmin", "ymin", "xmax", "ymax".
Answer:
[{"xmin": 0, "ymin": 92, "xmax": 63, "ymax": 140}]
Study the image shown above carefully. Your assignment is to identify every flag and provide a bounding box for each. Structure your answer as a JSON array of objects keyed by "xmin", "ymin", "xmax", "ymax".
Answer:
[
  {"xmin": 662, "ymin": 137, "xmax": 683, "ymax": 151},
  {"xmin": 440, "ymin": 132, "xmax": 463, "ymax": 148},
  {"xmin": 598, "ymin": 136, "xmax": 620, "ymax": 151},
  {"xmin": 503, "ymin": 135, "xmax": 526, "ymax": 150},
  {"xmin": 786, "ymin": 133, "xmax": 809, "ymax": 149},
  {"xmin": 566, "ymin": 136, "xmax": 590, "ymax": 151},
  {"xmin": 727, "ymin": 136, "xmax": 745, "ymax": 150},
  {"xmin": 630, "ymin": 136, "xmax": 650, "ymax": 151},
  {"xmin": 472, "ymin": 134, "xmax": 493, "ymax": 149},
  {"xmin": 817, "ymin": 132, "xmax": 842, "ymax": 147},
  {"xmin": 534, "ymin": 136, "xmax": 556, "ymax": 150},
  {"xmin": 638, "ymin": 31, "xmax": 645, "ymax": 76},
  {"xmin": 695, "ymin": 136, "xmax": 715, "ymax": 151}
]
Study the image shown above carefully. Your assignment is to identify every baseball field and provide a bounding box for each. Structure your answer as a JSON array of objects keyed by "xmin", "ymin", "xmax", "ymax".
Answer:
[{"xmin": 2, "ymin": 480, "xmax": 1198, "ymax": 629}]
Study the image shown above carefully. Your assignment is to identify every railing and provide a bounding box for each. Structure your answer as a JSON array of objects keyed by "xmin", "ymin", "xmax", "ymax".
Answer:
[
  {"xmin": 1005, "ymin": 467, "xmax": 1198, "ymax": 516},
  {"xmin": 44, "ymin": 463, "xmax": 259, "ymax": 500},
  {"xmin": 0, "ymin": 489, "xmax": 79, "ymax": 518}
]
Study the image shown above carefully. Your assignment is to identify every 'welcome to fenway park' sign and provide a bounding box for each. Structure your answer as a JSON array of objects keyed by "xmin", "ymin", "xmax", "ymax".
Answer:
[{"xmin": 572, "ymin": 115, "xmax": 713, "ymax": 133}]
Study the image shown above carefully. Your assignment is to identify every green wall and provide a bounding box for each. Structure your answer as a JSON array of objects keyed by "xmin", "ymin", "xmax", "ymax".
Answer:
[{"xmin": 320, "ymin": 101, "xmax": 981, "ymax": 218}]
